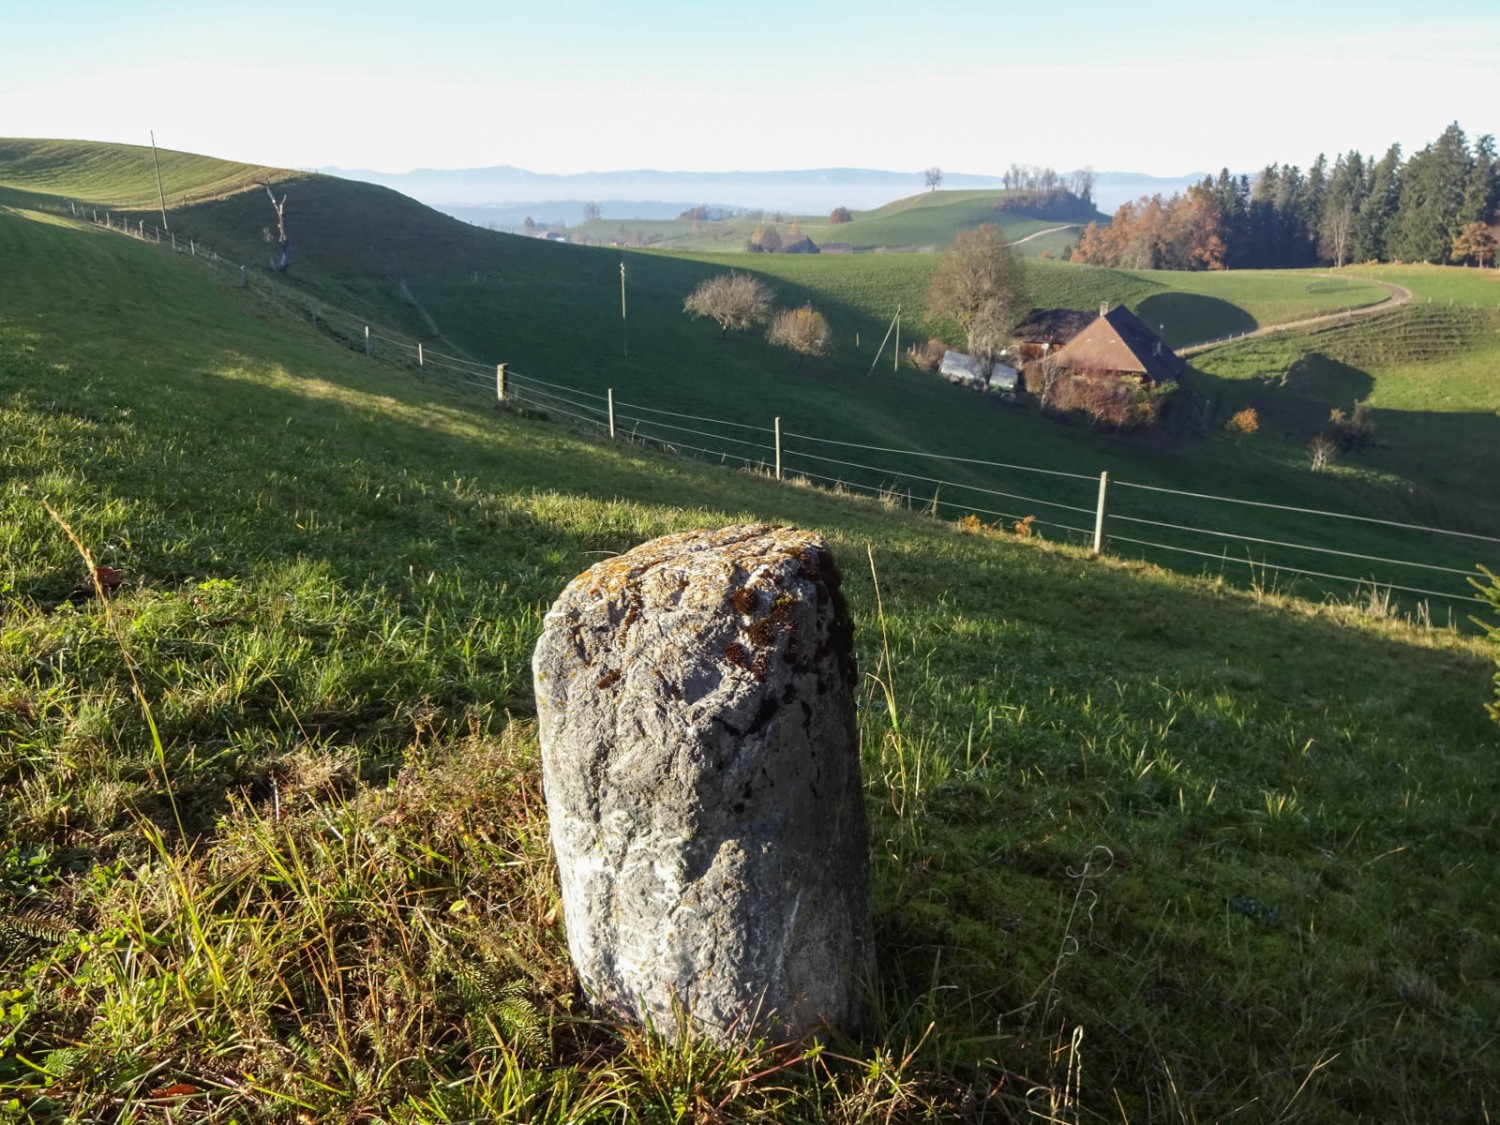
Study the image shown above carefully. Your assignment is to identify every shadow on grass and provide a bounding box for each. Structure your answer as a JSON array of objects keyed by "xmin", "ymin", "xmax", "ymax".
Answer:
[{"xmin": 1139, "ymin": 291, "xmax": 1257, "ymax": 347}]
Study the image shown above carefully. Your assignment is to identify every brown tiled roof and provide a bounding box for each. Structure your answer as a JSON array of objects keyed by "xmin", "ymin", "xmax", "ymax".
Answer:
[{"xmin": 1048, "ymin": 305, "xmax": 1184, "ymax": 383}]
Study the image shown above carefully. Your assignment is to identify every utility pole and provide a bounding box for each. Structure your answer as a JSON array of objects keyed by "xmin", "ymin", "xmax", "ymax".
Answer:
[
  {"xmin": 150, "ymin": 130, "xmax": 170, "ymax": 233},
  {"xmin": 620, "ymin": 260, "xmax": 629, "ymax": 357}
]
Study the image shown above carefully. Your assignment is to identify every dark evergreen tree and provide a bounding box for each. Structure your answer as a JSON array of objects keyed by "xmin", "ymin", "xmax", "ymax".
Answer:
[
  {"xmin": 1355, "ymin": 144, "xmax": 1401, "ymax": 262},
  {"xmin": 1244, "ymin": 164, "xmax": 1282, "ymax": 268},
  {"xmin": 1273, "ymin": 164, "xmax": 1315, "ymax": 265},
  {"xmin": 1393, "ymin": 122, "xmax": 1471, "ymax": 262},
  {"xmin": 1459, "ymin": 133, "xmax": 1499, "ymax": 228}
]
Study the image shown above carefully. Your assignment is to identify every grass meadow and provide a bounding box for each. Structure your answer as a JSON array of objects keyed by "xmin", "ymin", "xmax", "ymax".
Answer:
[{"xmin": 1, "ymin": 145, "xmax": 1499, "ymax": 1121}]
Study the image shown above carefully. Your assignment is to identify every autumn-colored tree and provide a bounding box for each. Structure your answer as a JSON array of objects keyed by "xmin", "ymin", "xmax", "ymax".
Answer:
[
  {"xmin": 1225, "ymin": 407, "xmax": 1260, "ymax": 435},
  {"xmin": 1451, "ymin": 221, "xmax": 1497, "ymax": 266},
  {"xmin": 767, "ymin": 304, "xmax": 832, "ymax": 369},
  {"xmin": 1070, "ymin": 189, "xmax": 1224, "ymax": 270},
  {"xmin": 683, "ymin": 272, "xmax": 775, "ymax": 337},
  {"xmin": 829, "ymin": 206, "xmax": 853, "ymax": 224},
  {"xmin": 926, "ymin": 223, "xmax": 1027, "ymax": 363}
]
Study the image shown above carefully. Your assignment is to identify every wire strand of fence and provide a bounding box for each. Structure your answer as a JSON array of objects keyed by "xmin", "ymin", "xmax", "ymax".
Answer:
[
  {"xmin": 1107, "ymin": 513, "xmax": 1479, "ymax": 577},
  {"xmin": 512, "ymin": 382, "xmax": 609, "ymax": 418},
  {"xmin": 785, "ymin": 468, "xmax": 1095, "ymax": 540},
  {"xmin": 510, "ymin": 378, "xmax": 616, "ymax": 416},
  {"xmin": 511, "ymin": 392, "xmax": 610, "ymax": 430},
  {"xmin": 503, "ymin": 367, "xmax": 609, "ymax": 399},
  {"xmin": 782, "ymin": 431, "xmax": 1100, "ymax": 481},
  {"xmin": 614, "ymin": 413, "xmax": 775, "ymax": 452},
  {"xmin": 612, "ymin": 398, "xmax": 775, "ymax": 432},
  {"xmin": 622, "ymin": 432, "xmax": 769, "ymax": 469},
  {"xmin": 1115, "ymin": 480, "xmax": 1500, "ymax": 545},
  {"xmin": 1106, "ymin": 534, "xmax": 1472, "ymax": 602},
  {"xmin": 782, "ymin": 448, "xmax": 1097, "ymax": 516}
]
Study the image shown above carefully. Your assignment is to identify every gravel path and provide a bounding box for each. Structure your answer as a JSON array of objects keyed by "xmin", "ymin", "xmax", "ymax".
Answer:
[{"xmin": 1178, "ymin": 277, "xmax": 1413, "ymax": 357}]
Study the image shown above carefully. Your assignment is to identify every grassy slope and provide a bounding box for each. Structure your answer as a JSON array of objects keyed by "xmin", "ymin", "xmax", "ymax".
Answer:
[
  {"xmin": 0, "ymin": 141, "xmax": 1485, "ymax": 608},
  {"xmin": 573, "ymin": 189, "xmax": 1102, "ymax": 256},
  {"xmin": 2, "ymin": 178, "xmax": 1498, "ymax": 1123},
  {"xmin": 1189, "ymin": 265, "xmax": 1500, "ymax": 509}
]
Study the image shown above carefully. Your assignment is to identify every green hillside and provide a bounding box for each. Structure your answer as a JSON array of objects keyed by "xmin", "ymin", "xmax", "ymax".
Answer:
[
  {"xmin": 2, "ymin": 152, "xmax": 1498, "ymax": 1122},
  {"xmin": 572, "ymin": 188, "xmax": 1101, "ymax": 255},
  {"xmin": 0, "ymin": 139, "xmax": 1486, "ymax": 615}
]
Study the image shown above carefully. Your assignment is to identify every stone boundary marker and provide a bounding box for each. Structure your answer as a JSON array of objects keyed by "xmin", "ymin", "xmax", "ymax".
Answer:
[{"xmin": 533, "ymin": 524, "xmax": 874, "ymax": 1042}]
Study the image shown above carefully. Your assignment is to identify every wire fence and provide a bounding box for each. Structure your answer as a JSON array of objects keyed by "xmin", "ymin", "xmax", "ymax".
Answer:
[{"xmin": 32, "ymin": 192, "xmax": 1500, "ymax": 621}]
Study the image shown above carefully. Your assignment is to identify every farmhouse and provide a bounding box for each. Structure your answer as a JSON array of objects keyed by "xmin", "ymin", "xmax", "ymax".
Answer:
[
  {"xmin": 1044, "ymin": 303, "xmax": 1183, "ymax": 385},
  {"xmin": 1015, "ymin": 303, "xmax": 1183, "ymax": 427},
  {"xmin": 781, "ymin": 234, "xmax": 821, "ymax": 254}
]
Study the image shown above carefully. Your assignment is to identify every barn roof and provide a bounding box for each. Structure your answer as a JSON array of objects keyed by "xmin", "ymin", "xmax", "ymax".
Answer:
[
  {"xmin": 1013, "ymin": 307, "xmax": 1097, "ymax": 345},
  {"xmin": 1048, "ymin": 305, "xmax": 1184, "ymax": 383}
]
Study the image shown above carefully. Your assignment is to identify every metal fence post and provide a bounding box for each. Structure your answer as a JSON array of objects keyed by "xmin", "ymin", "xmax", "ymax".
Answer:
[
  {"xmin": 364, "ymin": 326, "xmax": 371, "ymax": 356},
  {"xmin": 775, "ymin": 416, "xmax": 782, "ymax": 480},
  {"xmin": 496, "ymin": 363, "xmax": 506, "ymax": 402},
  {"xmin": 608, "ymin": 388, "xmax": 616, "ymax": 438},
  {"xmin": 1092, "ymin": 471, "xmax": 1110, "ymax": 555}
]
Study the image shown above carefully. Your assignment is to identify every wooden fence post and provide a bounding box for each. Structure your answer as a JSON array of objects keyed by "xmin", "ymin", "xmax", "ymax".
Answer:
[
  {"xmin": 1092, "ymin": 471, "xmax": 1110, "ymax": 555},
  {"xmin": 775, "ymin": 417, "xmax": 782, "ymax": 481},
  {"xmin": 496, "ymin": 363, "xmax": 506, "ymax": 402},
  {"xmin": 608, "ymin": 388, "xmax": 616, "ymax": 438}
]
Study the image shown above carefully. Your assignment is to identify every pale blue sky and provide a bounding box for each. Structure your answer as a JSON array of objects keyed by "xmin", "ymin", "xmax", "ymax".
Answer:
[{"xmin": 4, "ymin": 0, "xmax": 1497, "ymax": 175}]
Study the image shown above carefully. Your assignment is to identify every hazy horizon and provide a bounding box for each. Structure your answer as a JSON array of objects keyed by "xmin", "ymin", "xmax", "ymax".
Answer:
[{"xmin": 4, "ymin": 1, "xmax": 1495, "ymax": 182}]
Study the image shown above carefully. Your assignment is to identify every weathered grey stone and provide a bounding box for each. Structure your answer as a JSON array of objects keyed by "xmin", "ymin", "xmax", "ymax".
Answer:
[{"xmin": 533, "ymin": 524, "xmax": 873, "ymax": 1042}]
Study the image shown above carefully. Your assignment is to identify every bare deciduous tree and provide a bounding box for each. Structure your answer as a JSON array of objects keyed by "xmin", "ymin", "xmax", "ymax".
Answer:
[
  {"xmin": 683, "ymin": 272, "xmax": 775, "ymax": 337},
  {"xmin": 767, "ymin": 304, "xmax": 832, "ymax": 369},
  {"xmin": 582, "ymin": 201, "xmax": 602, "ymax": 222},
  {"xmin": 259, "ymin": 183, "xmax": 290, "ymax": 271},
  {"xmin": 1320, "ymin": 201, "xmax": 1357, "ymax": 267},
  {"xmin": 926, "ymin": 222, "xmax": 1028, "ymax": 364},
  {"xmin": 924, "ymin": 166, "xmax": 944, "ymax": 192},
  {"xmin": 1308, "ymin": 433, "xmax": 1338, "ymax": 472}
]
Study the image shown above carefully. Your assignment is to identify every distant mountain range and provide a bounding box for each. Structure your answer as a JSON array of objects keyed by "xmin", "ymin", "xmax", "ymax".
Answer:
[{"xmin": 318, "ymin": 165, "xmax": 1210, "ymax": 230}]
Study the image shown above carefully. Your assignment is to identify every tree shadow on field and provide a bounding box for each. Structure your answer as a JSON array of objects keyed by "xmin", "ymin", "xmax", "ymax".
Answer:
[{"xmin": 1138, "ymin": 292, "xmax": 1256, "ymax": 347}]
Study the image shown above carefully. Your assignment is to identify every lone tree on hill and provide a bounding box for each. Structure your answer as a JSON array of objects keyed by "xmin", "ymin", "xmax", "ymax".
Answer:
[
  {"xmin": 926, "ymin": 222, "xmax": 1028, "ymax": 363},
  {"xmin": 258, "ymin": 183, "xmax": 290, "ymax": 271},
  {"xmin": 767, "ymin": 304, "xmax": 832, "ymax": 369},
  {"xmin": 924, "ymin": 166, "xmax": 944, "ymax": 192},
  {"xmin": 683, "ymin": 272, "xmax": 775, "ymax": 338}
]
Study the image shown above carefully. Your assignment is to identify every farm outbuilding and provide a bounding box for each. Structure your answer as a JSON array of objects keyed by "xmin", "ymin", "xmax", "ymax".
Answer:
[
  {"xmin": 780, "ymin": 235, "xmax": 821, "ymax": 254},
  {"xmin": 938, "ymin": 351, "xmax": 1018, "ymax": 392}
]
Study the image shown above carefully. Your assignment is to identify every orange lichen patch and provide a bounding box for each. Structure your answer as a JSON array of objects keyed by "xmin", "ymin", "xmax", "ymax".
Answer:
[{"xmin": 597, "ymin": 669, "xmax": 622, "ymax": 689}]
